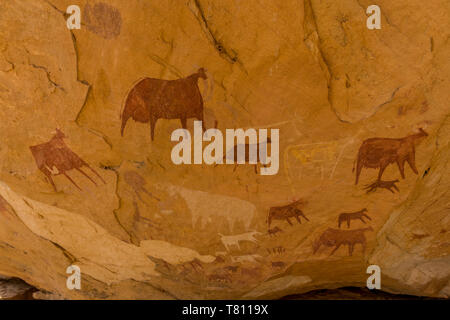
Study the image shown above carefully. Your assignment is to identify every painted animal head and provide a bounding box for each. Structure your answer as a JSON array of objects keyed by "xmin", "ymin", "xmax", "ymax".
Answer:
[
  {"xmin": 53, "ymin": 128, "xmax": 66, "ymax": 139},
  {"xmin": 418, "ymin": 127, "xmax": 428, "ymax": 137},
  {"xmin": 291, "ymin": 198, "xmax": 307, "ymax": 208},
  {"xmin": 197, "ymin": 68, "xmax": 207, "ymax": 80},
  {"xmin": 412, "ymin": 128, "xmax": 428, "ymax": 144}
]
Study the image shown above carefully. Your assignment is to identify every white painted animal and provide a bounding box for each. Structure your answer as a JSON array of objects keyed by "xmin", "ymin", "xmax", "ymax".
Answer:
[
  {"xmin": 231, "ymin": 254, "xmax": 263, "ymax": 264},
  {"xmin": 140, "ymin": 240, "xmax": 215, "ymax": 265},
  {"xmin": 219, "ymin": 231, "xmax": 261, "ymax": 251},
  {"xmin": 163, "ymin": 184, "xmax": 257, "ymax": 231}
]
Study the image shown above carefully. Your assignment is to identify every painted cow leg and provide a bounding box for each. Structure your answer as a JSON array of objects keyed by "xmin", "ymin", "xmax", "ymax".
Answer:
[
  {"xmin": 63, "ymin": 173, "xmax": 82, "ymax": 190},
  {"xmin": 180, "ymin": 117, "xmax": 187, "ymax": 129},
  {"xmin": 396, "ymin": 160, "xmax": 406, "ymax": 179},
  {"xmin": 150, "ymin": 117, "xmax": 158, "ymax": 141},
  {"xmin": 377, "ymin": 164, "xmax": 388, "ymax": 181},
  {"xmin": 76, "ymin": 168, "xmax": 97, "ymax": 186},
  {"xmin": 407, "ymin": 154, "xmax": 419, "ymax": 175},
  {"xmin": 196, "ymin": 115, "xmax": 206, "ymax": 132},
  {"xmin": 46, "ymin": 173, "xmax": 57, "ymax": 192},
  {"xmin": 84, "ymin": 165, "xmax": 106, "ymax": 184},
  {"xmin": 349, "ymin": 244, "xmax": 354, "ymax": 256},
  {"xmin": 355, "ymin": 160, "xmax": 363, "ymax": 185},
  {"xmin": 330, "ymin": 243, "xmax": 341, "ymax": 256}
]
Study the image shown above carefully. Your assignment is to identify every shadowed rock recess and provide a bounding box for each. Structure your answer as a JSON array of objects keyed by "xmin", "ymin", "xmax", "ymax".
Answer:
[{"xmin": 0, "ymin": 0, "xmax": 449, "ymax": 299}]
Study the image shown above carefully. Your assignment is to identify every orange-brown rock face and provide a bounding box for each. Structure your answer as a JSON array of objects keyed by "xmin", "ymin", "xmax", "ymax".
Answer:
[{"xmin": 0, "ymin": 0, "xmax": 449, "ymax": 299}]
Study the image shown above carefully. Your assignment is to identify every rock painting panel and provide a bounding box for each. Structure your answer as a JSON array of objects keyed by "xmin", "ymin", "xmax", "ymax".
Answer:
[
  {"xmin": 267, "ymin": 200, "xmax": 309, "ymax": 228},
  {"xmin": 124, "ymin": 170, "xmax": 160, "ymax": 204},
  {"xmin": 338, "ymin": 208, "xmax": 371, "ymax": 228},
  {"xmin": 313, "ymin": 227, "xmax": 374, "ymax": 256},
  {"xmin": 29, "ymin": 129, "xmax": 105, "ymax": 191},
  {"xmin": 284, "ymin": 138, "xmax": 354, "ymax": 184},
  {"xmin": 354, "ymin": 128, "xmax": 428, "ymax": 192},
  {"xmin": 219, "ymin": 231, "xmax": 261, "ymax": 252}
]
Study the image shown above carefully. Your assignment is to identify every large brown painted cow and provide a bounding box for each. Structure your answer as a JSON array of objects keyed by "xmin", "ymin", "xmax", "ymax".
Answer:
[
  {"xmin": 29, "ymin": 129, "xmax": 105, "ymax": 191},
  {"xmin": 353, "ymin": 128, "xmax": 428, "ymax": 190},
  {"xmin": 121, "ymin": 68, "xmax": 208, "ymax": 140},
  {"xmin": 267, "ymin": 199, "xmax": 309, "ymax": 228}
]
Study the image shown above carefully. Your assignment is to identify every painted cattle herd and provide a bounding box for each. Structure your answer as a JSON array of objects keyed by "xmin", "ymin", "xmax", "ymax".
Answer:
[{"xmin": 20, "ymin": 67, "xmax": 429, "ymax": 285}]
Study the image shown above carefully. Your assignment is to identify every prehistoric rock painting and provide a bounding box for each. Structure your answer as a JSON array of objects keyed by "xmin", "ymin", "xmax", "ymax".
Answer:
[
  {"xmin": 124, "ymin": 171, "xmax": 160, "ymax": 204},
  {"xmin": 223, "ymin": 138, "xmax": 271, "ymax": 174},
  {"xmin": 290, "ymin": 142, "xmax": 338, "ymax": 164},
  {"xmin": 284, "ymin": 138, "xmax": 354, "ymax": 183},
  {"xmin": 219, "ymin": 231, "xmax": 261, "ymax": 251},
  {"xmin": 240, "ymin": 267, "xmax": 262, "ymax": 278},
  {"xmin": 132, "ymin": 201, "xmax": 160, "ymax": 232},
  {"xmin": 313, "ymin": 227, "xmax": 373, "ymax": 256},
  {"xmin": 224, "ymin": 265, "xmax": 239, "ymax": 273},
  {"xmin": 84, "ymin": 2, "xmax": 122, "ymax": 39},
  {"xmin": 271, "ymin": 261, "xmax": 286, "ymax": 269},
  {"xmin": 164, "ymin": 184, "xmax": 256, "ymax": 231},
  {"xmin": 230, "ymin": 254, "xmax": 262, "ymax": 264},
  {"xmin": 267, "ymin": 246, "xmax": 286, "ymax": 255},
  {"xmin": 365, "ymin": 179, "xmax": 400, "ymax": 194},
  {"xmin": 267, "ymin": 226, "xmax": 283, "ymax": 236},
  {"xmin": 354, "ymin": 128, "xmax": 428, "ymax": 192},
  {"xmin": 212, "ymin": 256, "xmax": 225, "ymax": 265},
  {"xmin": 29, "ymin": 129, "xmax": 105, "ymax": 191},
  {"xmin": 267, "ymin": 200, "xmax": 309, "ymax": 228},
  {"xmin": 179, "ymin": 258, "xmax": 204, "ymax": 273},
  {"xmin": 214, "ymin": 251, "xmax": 227, "ymax": 258},
  {"xmin": 120, "ymin": 68, "xmax": 208, "ymax": 140},
  {"xmin": 208, "ymin": 273, "xmax": 231, "ymax": 283},
  {"xmin": 411, "ymin": 233, "xmax": 430, "ymax": 240},
  {"xmin": 140, "ymin": 239, "xmax": 215, "ymax": 266},
  {"xmin": 338, "ymin": 208, "xmax": 371, "ymax": 228}
]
